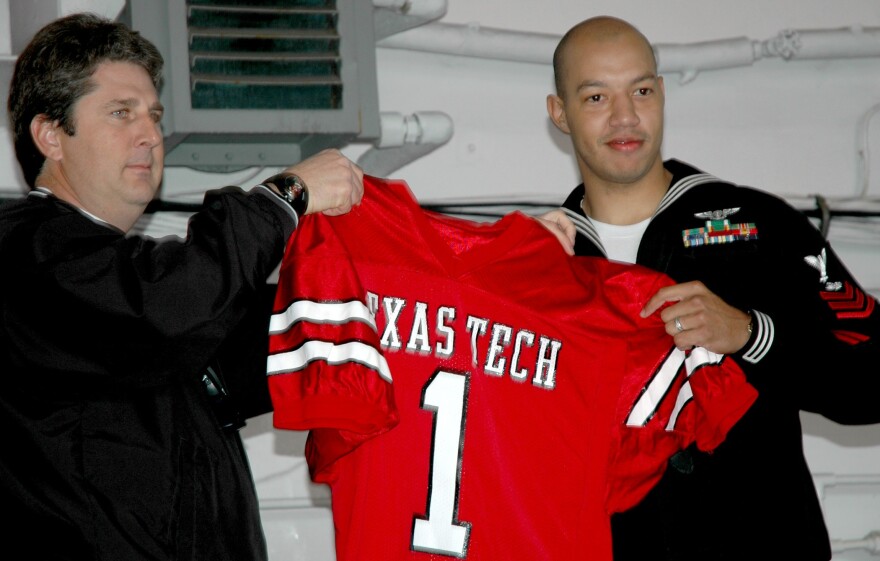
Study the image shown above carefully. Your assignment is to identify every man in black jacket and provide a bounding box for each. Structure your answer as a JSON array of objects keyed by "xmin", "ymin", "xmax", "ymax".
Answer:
[
  {"xmin": 0, "ymin": 12, "xmax": 365, "ymax": 560},
  {"xmin": 547, "ymin": 15, "xmax": 880, "ymax": 560}
]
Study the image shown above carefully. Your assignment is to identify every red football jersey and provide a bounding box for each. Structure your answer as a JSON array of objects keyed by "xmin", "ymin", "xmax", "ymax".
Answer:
[{"xmin": 267, "ymin": 176, "xmax": 756, "ymax": 561}]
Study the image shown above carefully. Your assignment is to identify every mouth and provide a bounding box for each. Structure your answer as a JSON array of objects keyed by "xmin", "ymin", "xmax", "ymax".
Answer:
[
  {"xmin": 605, "ymin": 137, "xmax": 644, "ymax": 152},
  {"xmin": 127, "ymin": 161, "xmax": 154, "ymax": 172}
]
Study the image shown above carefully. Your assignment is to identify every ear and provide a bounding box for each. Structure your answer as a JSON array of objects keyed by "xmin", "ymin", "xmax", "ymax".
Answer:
[
  {"xmin": 30, "ymin": 115, "xmax": 64, "ymax": 161},
  {"xmin": 546, "ymin": 94, "xmax": 571, "ymax": 134}
]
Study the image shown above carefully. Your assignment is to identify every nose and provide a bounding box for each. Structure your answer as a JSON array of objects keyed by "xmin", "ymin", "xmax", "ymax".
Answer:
[
  {"xmin": 136, "ymin": 114, "xmax": 162, "ymax": 148},
  {"xmin": 609, "ymin": 96, "xmax": 639, "ymax": 128}
]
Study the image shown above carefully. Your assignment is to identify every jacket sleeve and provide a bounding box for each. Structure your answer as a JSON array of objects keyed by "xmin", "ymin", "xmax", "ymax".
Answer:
[
  {"xmin": 733, "ymin": 198, "xmax": 880, "ymax": 424},
  {"xmin": 13, "ymin": 186, "xmax": 294, "ymax": 391}
]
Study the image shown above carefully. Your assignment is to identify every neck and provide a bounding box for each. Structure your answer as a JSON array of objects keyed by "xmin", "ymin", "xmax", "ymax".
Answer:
[
  {"xmin": 581, "ymin": 165, "xmax": 672, "ymax": 226},
  {"xmin": 37, "ymin": 176, "xmax": 143, "ymax": 233}
]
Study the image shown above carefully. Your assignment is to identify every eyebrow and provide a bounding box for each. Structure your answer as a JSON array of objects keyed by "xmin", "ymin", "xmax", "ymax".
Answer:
[
  {"xmin": 575, "ymin": 72, "xmax": 658, "ymax": 93},
  {"xmin": 103, "ymin": 98, "xmax": 136, "ymax": 109},
  {"xmin": 103, "ymin": 98, "xmax": 165, "ymax": 113}
]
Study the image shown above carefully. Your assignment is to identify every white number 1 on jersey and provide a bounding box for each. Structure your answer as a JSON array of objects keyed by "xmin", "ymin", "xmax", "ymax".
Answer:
[{"xmin": 412, "ymin": 370, "xmax": 472, "ymax": 557}]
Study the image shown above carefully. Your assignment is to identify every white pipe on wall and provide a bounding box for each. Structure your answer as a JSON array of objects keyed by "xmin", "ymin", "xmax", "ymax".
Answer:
[
  {"xmin": 657, "ymin": 37, "xmax": 760, "ymax": 83},
  {"xmin": 357, "ymin": 111, "xmax": 454, "ymax": 177},
  {"xmin": 813, "ymin": 473, "xmax": 880, "ymax": 556},
  {"xmin": 831, "ymin": 531, "xmax": 880, "ymax": 555},
  {"xmin": 373, "ymin": 0, "xmax": 448, "ymax": 41},
  {"xmin": 772, "ymin": 25, "xmax": 880, "ymax": 59},
  {"xmin": 377, "ymin": 22, "xmax": 880, "ymax": 84},
  {"xmin": 378, "ymin": 22, "xmax": 557, "ymax": 65}
]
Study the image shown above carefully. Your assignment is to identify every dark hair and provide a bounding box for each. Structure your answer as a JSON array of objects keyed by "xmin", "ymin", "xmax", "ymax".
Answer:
[{"xmin": 7, "ymin": 12, "xmax": 164, "ymax": 189}]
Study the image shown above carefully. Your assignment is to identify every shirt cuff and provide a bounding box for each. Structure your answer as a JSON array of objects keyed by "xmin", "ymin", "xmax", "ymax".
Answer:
[
  {"xmin": 252, "ymin": 183, "xmax": 299, "ymax": 231},
  {"xmin": 740, "ymin": 309, "xmax": 774, "ymax": 364}
]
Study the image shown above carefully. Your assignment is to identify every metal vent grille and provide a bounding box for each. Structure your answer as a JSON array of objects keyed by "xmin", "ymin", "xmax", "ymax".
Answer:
[
  {"xmin": 186, "ymin": 1, "xmax": 342, "ymax": 110},
  {"xmin": 124, "ymin": 0, "xmax": 379, "ymax": 170}
]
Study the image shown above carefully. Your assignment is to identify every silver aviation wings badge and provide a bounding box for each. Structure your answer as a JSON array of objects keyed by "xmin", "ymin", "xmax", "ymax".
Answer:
[{"xmin": 694, "ymin": 208, "xmax": 740, "ymax": 220}]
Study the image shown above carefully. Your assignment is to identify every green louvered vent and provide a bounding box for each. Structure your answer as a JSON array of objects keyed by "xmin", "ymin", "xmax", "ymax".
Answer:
[
  {"xmin": 186, "ymin": 0, "xmax": 342, "ymax": 110},
  {"xmin": 124, "ymin": 0, "xmax": 379, "ymax": 170}
]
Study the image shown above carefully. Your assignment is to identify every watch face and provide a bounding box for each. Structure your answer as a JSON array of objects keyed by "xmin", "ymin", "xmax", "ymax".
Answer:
[
  {"xmin": 279, "ymin": 174, "xmax": 308, "ymax": 215},
  {"xmin": 283, "ymin": 175, "xmax": 304, "ymax": 197}
]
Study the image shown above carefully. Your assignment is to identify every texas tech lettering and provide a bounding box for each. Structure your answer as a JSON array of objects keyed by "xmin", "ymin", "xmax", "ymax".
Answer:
[{"xmin": 366, "ymin": 291, "xmax": 561, "ymax": 389}]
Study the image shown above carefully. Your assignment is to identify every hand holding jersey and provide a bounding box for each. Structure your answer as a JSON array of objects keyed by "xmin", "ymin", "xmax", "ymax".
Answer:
[
  {"xmin": 269, "ymin": 148, "xmax": 365, "ymax": 218},
  {"xmin": 534, "ymin": 208, "xmax": 577, "ymax": 255},
  {"xmin": 641, "ymin": 279, "xmax": 753, "ymax": 353}
]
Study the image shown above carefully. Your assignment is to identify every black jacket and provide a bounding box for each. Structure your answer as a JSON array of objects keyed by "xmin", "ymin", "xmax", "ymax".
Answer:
[
  {"xmin": 0, "ymin": 186, "xmax": 294, "ymax": 560},
  {"xmin": 562, "ymin": 159, "xmax": 880, "ymax": 560}
]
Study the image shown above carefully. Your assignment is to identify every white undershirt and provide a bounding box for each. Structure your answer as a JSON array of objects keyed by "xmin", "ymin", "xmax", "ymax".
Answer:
[{"xmin": 591, "ymin": 217, "xmax": 651, "ymax": 264}]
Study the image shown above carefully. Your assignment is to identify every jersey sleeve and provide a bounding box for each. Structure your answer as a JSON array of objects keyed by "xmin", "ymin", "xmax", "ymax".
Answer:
[
  {"xmin": 267, "ymin": 212, "xmax": 399, "ymax": 478},
  {"xmin": 683, "ymin": 350, "xmax": 757, "ymax": 452},
  {"xmin": 578, "ymin": 262, "xmax": 758, "ymax": 514},
  {"xmin": 607, "ymin": 341, "xmax": 757, "ymax": 514}
]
